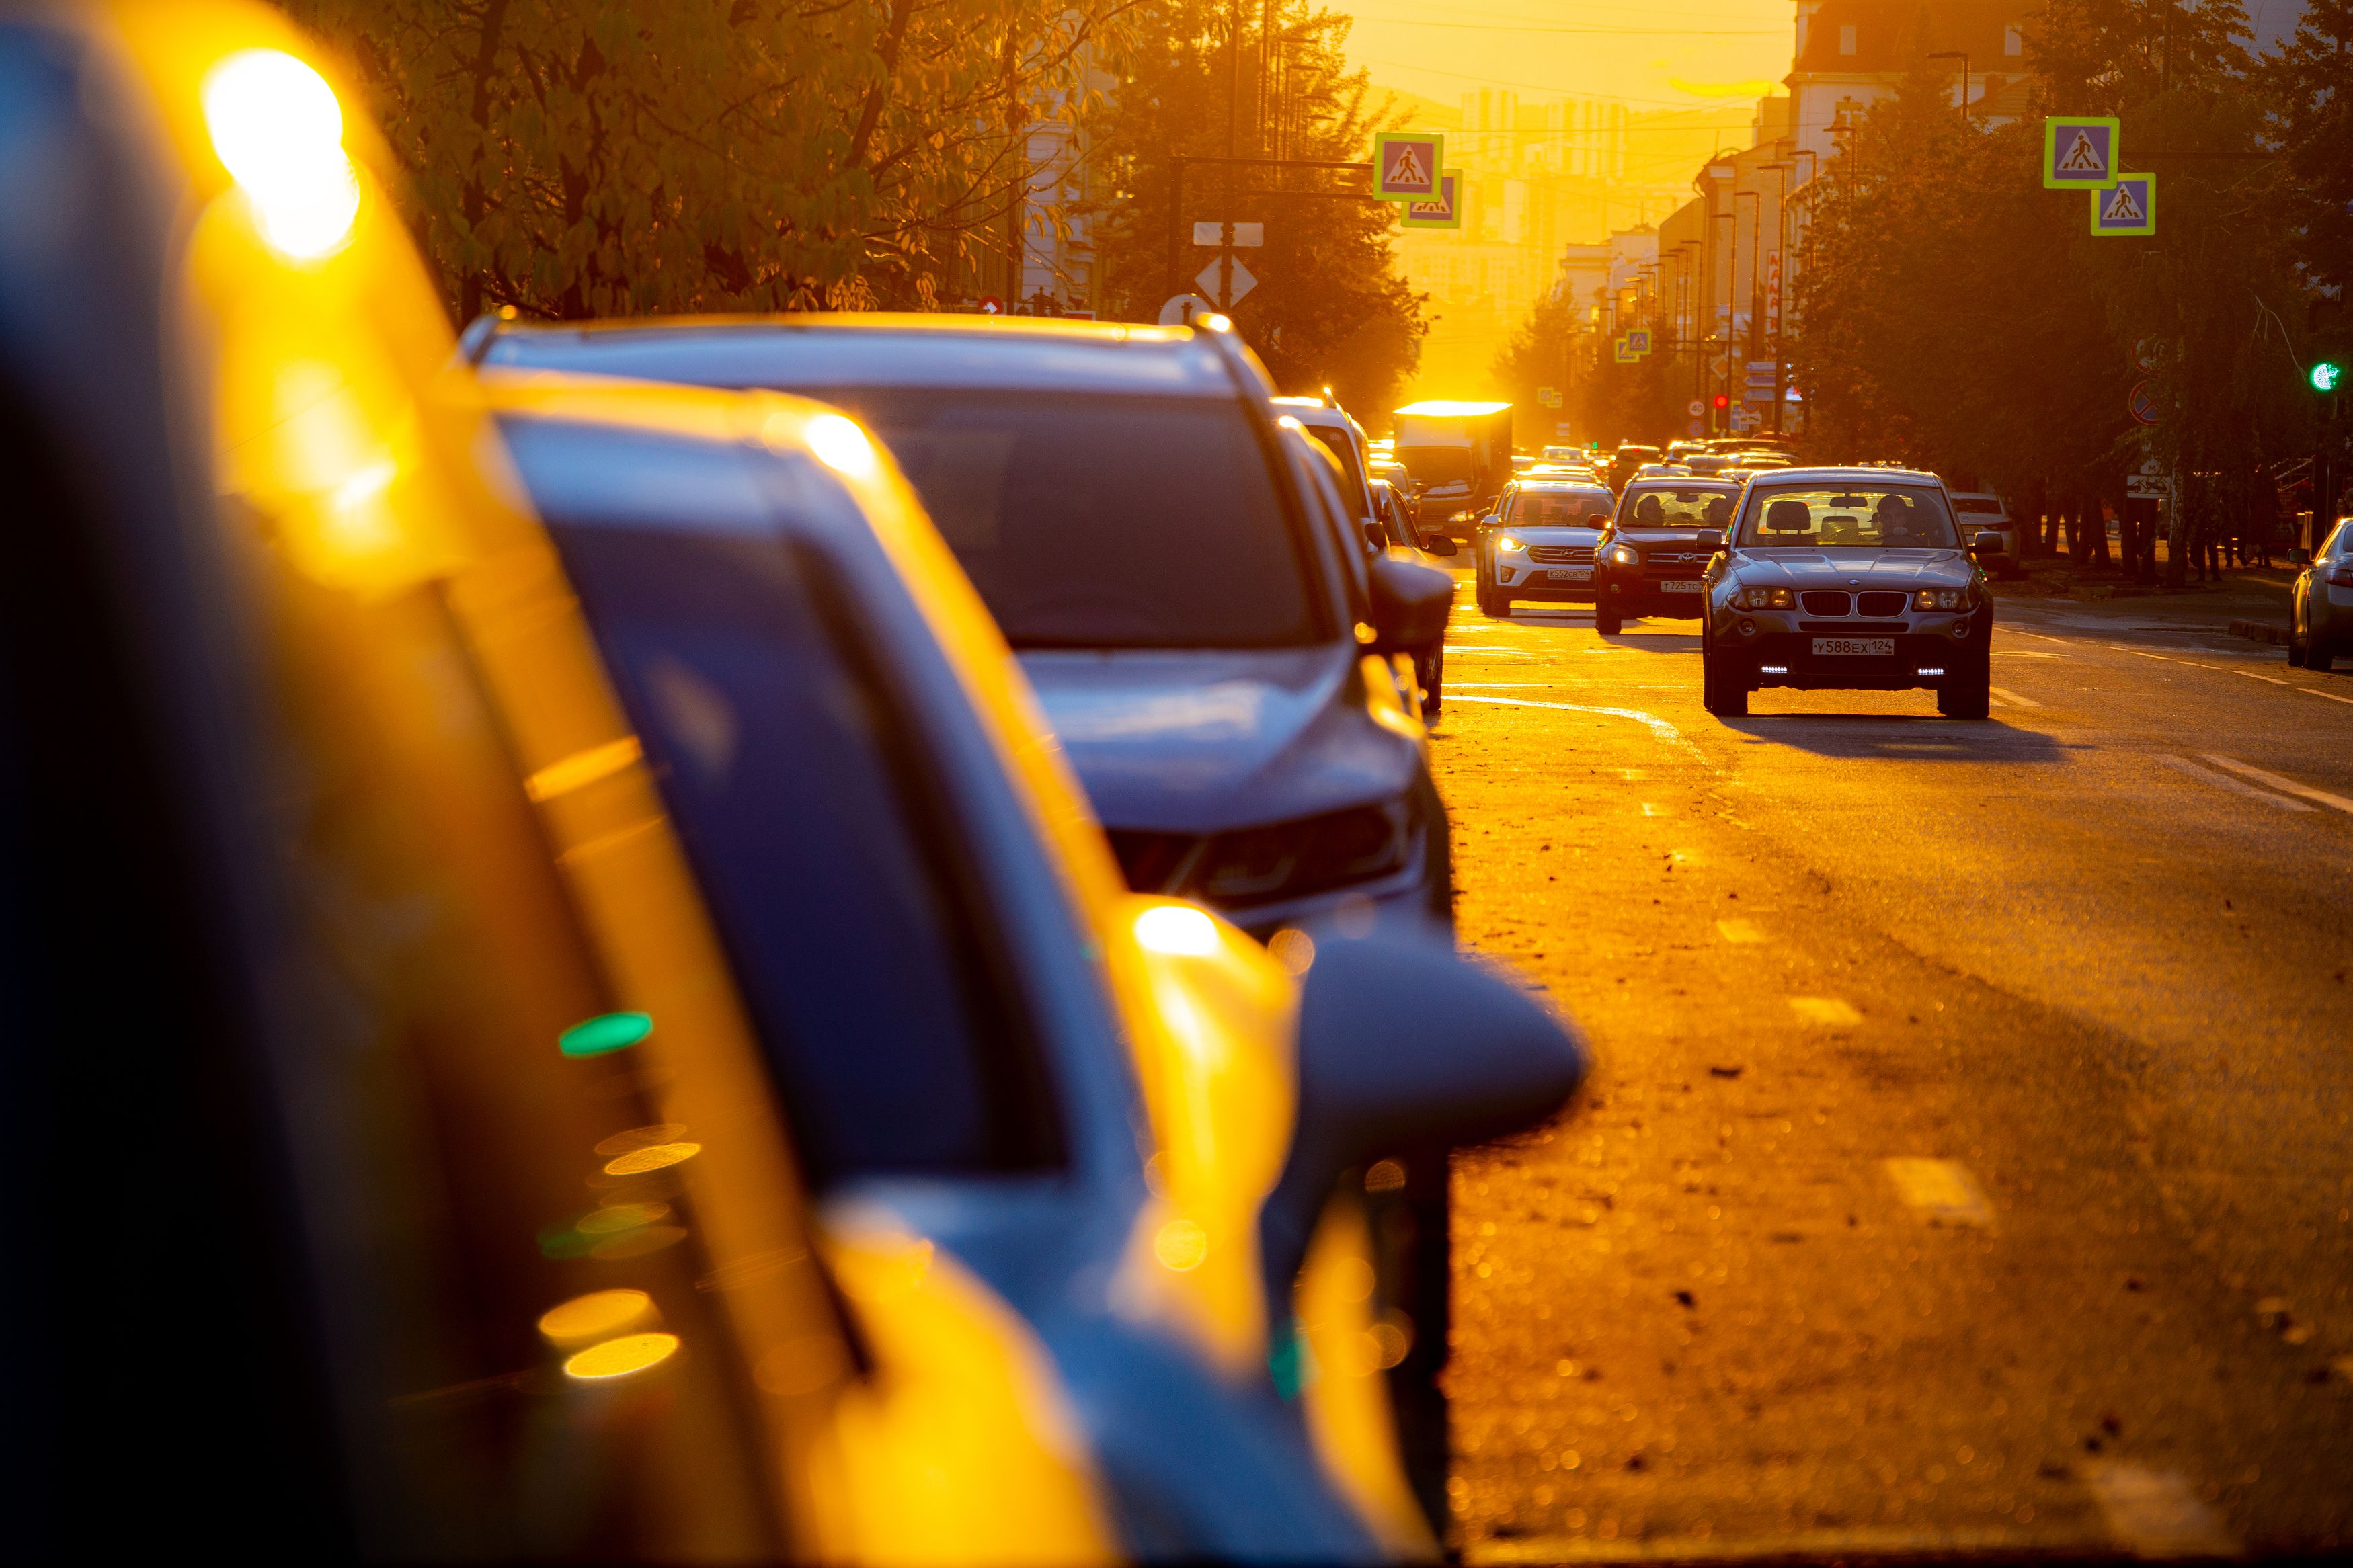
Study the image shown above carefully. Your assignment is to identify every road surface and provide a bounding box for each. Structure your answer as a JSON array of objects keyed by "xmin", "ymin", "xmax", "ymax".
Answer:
[{"xmin": 1433, "ymin": 574, "xmax": 2353, "ymax": 1561}]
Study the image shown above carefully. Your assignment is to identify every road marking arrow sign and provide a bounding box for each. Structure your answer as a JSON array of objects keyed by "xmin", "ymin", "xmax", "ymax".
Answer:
[
  {"xmin": 2043, "ymin": 116, "xmax": 2120, "ymax": 188},
  {"xmin": 1374, "ymin": 131, "xmax": 1443, "ymax": 199}
]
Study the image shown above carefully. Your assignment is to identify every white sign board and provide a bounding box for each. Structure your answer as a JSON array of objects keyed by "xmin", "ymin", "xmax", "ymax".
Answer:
[
  {"xmin": 1158, "ymin": 293, "xmax": 1216, "ymax": 327},
  {"xmin": 1191, "ymin": 222, "xmax": 1265, "ymax": 247}
]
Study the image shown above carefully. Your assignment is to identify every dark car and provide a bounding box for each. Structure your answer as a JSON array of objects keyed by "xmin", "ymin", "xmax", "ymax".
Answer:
[
  {"xmin": 1700, "ymin": 467, "xmax": 2003, "ymax": 718},
  {"xmin": 1592, "ymin": 477, "xmax": 1743, "ymax": 633},
  {"xmin": 472, "ymin": 314, "xmax": 1457, "ymax": 943},
  {"xmin": 1606, "ymin": 442, "xmax": 1664, "ymax": 491}
]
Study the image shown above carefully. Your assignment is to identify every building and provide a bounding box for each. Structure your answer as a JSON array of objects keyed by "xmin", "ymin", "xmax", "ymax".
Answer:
[{"xmin": 1786, "ymin": 0, "xmax": 2036, "ymax": 169}]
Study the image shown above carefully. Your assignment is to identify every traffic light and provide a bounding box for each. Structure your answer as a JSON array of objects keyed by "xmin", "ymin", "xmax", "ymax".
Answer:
[
  {"xmin": 1712, "ymin": 393, "xmax": 1730, "ymax": 410},
  {"xmin": 2312, "ymin": 360, "xmax": 2344, "ymax": 394}
]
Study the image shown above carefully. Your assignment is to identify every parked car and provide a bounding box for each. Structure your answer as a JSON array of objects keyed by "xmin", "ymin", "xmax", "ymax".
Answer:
[
  {"xmin": 1700, "ymin": 468, "xmax": 2001, "ymax": 718},
  {"xmin": 1593, "ymin": 479, "xmax": 1744, "ymax": 634},
  {"xmin": 2288, "ymin": 515, "xmax": 2352, "ymax": 671},
  {"xmin": 1948, "ymin": 489, "xmax": 2021, "ymax": 576},
  {"xmin": 5, "ymin": 5, "xmax": 1589, "ymax": 1557},
  {"xmin": 472, "ymin": 315, "xmax": 1460, "ymax": 944},
  {"xmin": 1474, "ymin": 477, "xmax": 1619, "ymax": 618}
]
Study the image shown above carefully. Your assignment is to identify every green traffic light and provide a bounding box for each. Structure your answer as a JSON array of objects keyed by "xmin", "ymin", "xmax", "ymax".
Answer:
[{"xmin": 2314, "ymin": 360, "xmax": 2346, "ymax": 393}]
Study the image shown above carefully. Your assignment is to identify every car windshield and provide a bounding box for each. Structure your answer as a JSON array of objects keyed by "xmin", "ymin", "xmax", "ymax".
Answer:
[
  {"xmin": 1507, "ymin": 489, "xmax": 1612, "ymax": 524},
  {"xmin": 548, "ymin": 518, "xmax": 1064, "ymax": 1182},
  {"xmin": 1619, "ymin": 485, "xmax": 1739, "ymax": 528},
  {"xmin": 1739, "ymin": 483, "xmax": 1962, "ymax": 548},
  {"xmin": 798, "ymin": 388, "xmax": 1322, "ymax": 649}
]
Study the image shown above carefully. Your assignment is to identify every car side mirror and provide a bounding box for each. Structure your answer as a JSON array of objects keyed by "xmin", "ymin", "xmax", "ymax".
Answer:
[
  {"xmin": 1366, "ymin": 555, "xmax": 1452, "ymax": 653},
  {"xmin": 1259, "ymin": 934, "xmax": 1588, "ymax": 1309},
  {"xmin": 1969, "ymin": 536, "xmax": 2005, "ymax": 557},
  {"xmin": 1419, "ymin": 532, "xmax": 1458, "ymax": 558},
  {"xmin": 1477, "ymin": 513, "xmax": 1500, "ymax": 530},
  {"xmin": 1696, "ymin": 528, "xmax": 1724, "ymax": 552},
  {"xmin": 1360, "ymin": 520, "xmax": 1386, "ymax": 553},
  {"xmin": 2288, "ymin": 547, "xmax": 2311, "ymax": 566}
]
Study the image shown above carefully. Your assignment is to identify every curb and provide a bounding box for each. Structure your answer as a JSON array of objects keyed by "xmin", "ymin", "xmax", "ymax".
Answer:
[{"xmin": 2228, "ymin": 619, "xmax": 2290, "ymax": 646}]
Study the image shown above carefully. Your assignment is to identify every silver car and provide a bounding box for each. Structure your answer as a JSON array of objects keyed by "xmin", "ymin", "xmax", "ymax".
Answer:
[
  {"xmin": 1701, "ymin": 467, "xmax": 2004, "ymax": 718},
  {"xmin": 2289, "ymin": 515, "xmax": 2352, "ymax": 671}
]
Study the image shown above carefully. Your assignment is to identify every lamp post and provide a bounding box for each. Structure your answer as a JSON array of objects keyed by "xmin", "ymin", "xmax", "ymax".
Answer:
[
  {"xmin": 1712, "ymin": 209, "xmax": 1735, "ymax": 432},
  {"xmin": 1734, "ymin": 188, "xmax": 1761, "ymax": 436},
  {"xmin": 1927, "ymin": 50, "xmax": 1970, "ymax": 122},
  {"xmin": 1759, "ymin": 161, "xmax": 1794, "ymax": 435}
]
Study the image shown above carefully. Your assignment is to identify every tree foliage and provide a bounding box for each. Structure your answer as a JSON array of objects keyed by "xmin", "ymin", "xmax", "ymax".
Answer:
[
  {"xmin": 286, "ymin": 0, "xmax": 1140, "ymax": 319},
  {"xmin": 1084, "ymin": 0, "xmax": 1425, "ymax": 408}
]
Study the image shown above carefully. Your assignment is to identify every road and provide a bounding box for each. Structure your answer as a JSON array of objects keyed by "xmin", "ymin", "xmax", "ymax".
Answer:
[{"xmin": 1431, "ymin": 572, "xmax": 2353, "ymax": 1561}]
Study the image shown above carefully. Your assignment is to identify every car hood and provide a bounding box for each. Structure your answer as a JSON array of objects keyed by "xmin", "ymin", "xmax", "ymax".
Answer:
[
  {"xmin": 1727, "ymin": 548, "xmax": 1974, "ymax": 587},
  {"xmin": 1019, "ymin": 645, "xmax": 1419, "ymax": 834},
  {"xmin": 1499, "ymin": 524, "xmax": 1603, "ymax": 545},
  {"xmin": 1616, "ymin": 527, "xmax": 1720, "ymax": 545}
]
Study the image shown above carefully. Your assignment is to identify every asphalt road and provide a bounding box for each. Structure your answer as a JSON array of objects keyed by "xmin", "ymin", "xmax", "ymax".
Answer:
[{"xmin": 1431, "ymin": 569, "xmax": 2353, "ymax": 1562}]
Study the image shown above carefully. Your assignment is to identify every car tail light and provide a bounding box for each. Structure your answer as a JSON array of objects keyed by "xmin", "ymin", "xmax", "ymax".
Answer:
[{"xmin": 2323, "ymin": 563, "xmax": 2353, "ymax": 587}]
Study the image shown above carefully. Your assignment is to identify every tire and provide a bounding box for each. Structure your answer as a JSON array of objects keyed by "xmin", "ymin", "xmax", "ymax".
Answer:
[
  {"xmin": 1702, "ymin": 653, "xmax": 1747, "ymax": 716},
  {"xmin": 2287, "ymin": 616, "xmax": 2307, "ymax": 667},
  {"xmin": 1421, "ymin": 645, "xmax": 1445, "ymax": 720},
  {"xmin": 2313, "ymin": 639, "xmax": 2336, "ymax": 673},
  {"xmin": 1595, "ymin": 604, "xmax": 1622, "ymax": 635},
  {"xmin": 1937, "ymin": 666, "xmax": 1991, "ymax": 719}
]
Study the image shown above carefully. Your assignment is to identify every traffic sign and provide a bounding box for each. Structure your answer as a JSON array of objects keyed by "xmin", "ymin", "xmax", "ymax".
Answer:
[
  {"xmin": 1536, "ymin": 386, "xmax": 1560, "ymax": 408},
  {"xmin": 2128, "ymin": 379, "xmax": 2161, "ymax": 425},
  {"xmin": 1158, "ymin": 293, "xmax": 1216, "ymax": 327},
  {"xmin": 1194, "ymin": 255, "xmax": 1257, "ymax": 307},
  {"xmin": 977, "ymin": 294, "xmax": 1003, "ymax": 315},
  {"xmin": 1687, "ymin": 419, "xmax": 1706, "ymax": 437},
  {"xmin": 2091, "ymin": 172, "xmax": 2155, "ymax": 236},
  {"xmin": 1191, "ymin": 222, "xmax": 1264, "ymax": 247},
  {"xmin": 1709, "ymin": 355, "xmax": 1730, "ymax": 378},
  {"xmin": 1373, "ymin": 131, "xmax": 1443, "ymax": 199},
  {"xmin": 1400, "ymin": 169, "xmax": 1463, "ymax": 229},
  {"xmin": 2043, "ymin": 116, "xmax": 2120, "ymax": 189},
  {"xmin": 1687, "ymin": 399, "xmax": 1706, "ymax": 417},
  {"xmin": 2126, "ymin": 473, "xmax": 2174, "ymax": 499},
  {"xmin": 1613, "ymin": 335, "xmax": 1640, "ymax": 364},
  {"xmin": 1624, "ymin": 329, "xmax": 1652, "ymax": 357}
]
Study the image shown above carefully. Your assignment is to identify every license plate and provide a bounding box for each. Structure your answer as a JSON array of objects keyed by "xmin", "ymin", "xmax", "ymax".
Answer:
[
  {"xmin": 1661, "ymin": 579, "xmax": 1704, "ymax": 593},
  {"xmin": 1812, "ymin": 636, "xmax": 1895, "ymax": 657},
  {"xmin": 1546, "ymin": 567, "xmax": 1592, "ymax": 582}
]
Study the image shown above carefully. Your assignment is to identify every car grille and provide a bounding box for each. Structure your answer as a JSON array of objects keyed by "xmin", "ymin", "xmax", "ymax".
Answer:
[
  {"xmin": 1527, "ymin": 545, "xmax": 1593, "ymax": 564},
  {"xmin": 1801, "ymin": 591, "xmax": 1852, "ymax": 616},
  {"xmin": 1643, "ymin": 550, "xmax": 1708, "ymax": 567},
  {"xmin": 1858, "ymin": 591, "xmax": 1908, "ymax": 617}
]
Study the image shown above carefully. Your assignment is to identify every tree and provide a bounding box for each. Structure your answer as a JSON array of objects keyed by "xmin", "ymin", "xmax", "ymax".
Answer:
[
  {"xmin": 1085, "ymin": 0, "xmax": 1424, "ymax": 411},
  {"xmin": 286, "ymin": 0, "xmax": 1139, "ymax": 320}
]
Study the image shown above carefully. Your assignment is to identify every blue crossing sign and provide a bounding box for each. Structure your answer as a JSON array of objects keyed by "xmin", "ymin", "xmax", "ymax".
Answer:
[
  {"xmin": 1374, "ymin": 132, "xmax": 1443, "ymax": 200},
  {"xmin": 2091, "ymin": 172, "xmax": 2155, "ymax": 236},
  {"xmin": 2043, "ymin": 116, "xmax": 2120, "ymax": 189}
]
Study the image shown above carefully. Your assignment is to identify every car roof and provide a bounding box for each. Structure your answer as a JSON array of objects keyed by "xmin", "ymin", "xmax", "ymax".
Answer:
[
  {"xmin": 480, "ymin": 312, "xmax": 1246, "ymax": 397},
  {"xmin": 1753, "ymin": 466, "xmax": 1944, "ymax": 484},
  {"xmin": 1511, "ymin": 479, "xmax": 1610, "ymax": 492}
]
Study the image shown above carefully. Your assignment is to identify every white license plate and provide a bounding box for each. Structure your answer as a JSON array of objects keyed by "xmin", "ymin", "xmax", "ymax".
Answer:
[
  {"xmin": 1661, "ymin": 579, "xmax": 1704, "ymax": 593},
  {"xmin": 1812, "ymin": 636, "xmax": 1895, "ymax": 657},
  {"xmin": 1546, "ymin": 567, "xmax": 1593, "ymax": 582}
]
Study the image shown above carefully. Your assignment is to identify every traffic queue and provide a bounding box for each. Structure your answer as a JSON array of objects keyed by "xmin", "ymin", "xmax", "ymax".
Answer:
[{"xmin": 2, "ymin": 4, "xmax": 1587, "ymax": 1561}]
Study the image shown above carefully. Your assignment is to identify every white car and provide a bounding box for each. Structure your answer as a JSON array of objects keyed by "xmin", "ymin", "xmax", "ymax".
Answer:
[
  {"xmin": 1474, "ymin": 478, "xmax": 1619, "ymax": 617},
  {"xmin": 1949, "ymin": 490, "xmax": 2020, "ymax": 574}
]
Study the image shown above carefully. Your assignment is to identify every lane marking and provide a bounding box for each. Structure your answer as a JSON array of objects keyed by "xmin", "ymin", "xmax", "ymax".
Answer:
[
  {"xmin": 1993, "ymin": 649, "xmax": 2067, "ymax": 659},
  {"xmin": 1468, "ymin": 1528, "xmax": 2055, "ymax": 1565},
  {"xmin": 1788, "ymin": 996, "xmax": 1861, "ymax": 1026},
  {"xmin": 2305, "ymin": 686, "xmax": 2353, "ymax": 706},
  {"xmin": 2231, "ymin": 668, "xmax": 2289, "ymax": 686},
  {"xmin": 1884, "ymin": 1157, "xmax": 1995, "ymax": 1227},
  {"xmin": 2156, "ymin": 755, "xmax": 2317, "ymax": 812},
  {"xmin": 1640, "ymin": 802, "xmax": 1669, "ymax": 817},
  {"xmin": 1987, "ymin": 685, "xmax": 2044, "ymax": 708},
  {"xmin": 1446, "ymin": 694, "xmax": 1705, "ymax": 759},
  {"xmin": 2079, "ymin": 1462, "xmax": 2241, "ymax": 1559},
  {"xmin": 2200, "ymin": 753, "xmax": 2353, "ymax": 815},
  {"xmin": 1716, "ymin": 918, "xmax": 1764, "ymax": 944}
]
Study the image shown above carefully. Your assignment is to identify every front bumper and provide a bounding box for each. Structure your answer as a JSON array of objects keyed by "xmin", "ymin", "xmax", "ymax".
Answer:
[
  {"xmin": 1491, "ymin": 558, "xmax": 1597, "ymax": 600},
  {"xmin": 1598, "ymin": 572, "xmax": 1710, "ymax": 617},
  {"xmin": 1714, "ymin": 619, "xmax": 1988, "ymax": 690}
]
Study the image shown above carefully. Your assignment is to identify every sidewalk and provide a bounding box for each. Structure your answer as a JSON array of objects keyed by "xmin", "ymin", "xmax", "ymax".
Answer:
[{"xmin": 1988, "ymin": 551, "xmax": 2297, "ymax": 630}]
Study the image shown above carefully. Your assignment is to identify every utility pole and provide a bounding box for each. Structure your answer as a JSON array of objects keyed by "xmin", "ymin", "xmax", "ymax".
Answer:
[{"xmin": 1927, "ymin": 50, "xmax": 1970, "ymax": 122}]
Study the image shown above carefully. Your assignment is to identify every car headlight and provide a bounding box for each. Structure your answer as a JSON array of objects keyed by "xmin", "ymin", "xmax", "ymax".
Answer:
[
  {"xmin": 1497, "ymin": 535, "xmax": 1524, "ymax": 553},
  {"xmin": 1732, "ymin": 584, "xmax": 1794, "ymax": 610},
  {"xmin": 1914, "ymin": 587, "xmax": 1970, "ymax": 610},
  {"xmin": 1609, "ymin": 544, "xmax": 1639, "ymax": 566},
  {"xmin": 1183, "ymin": 798, "xmax": 1419, "ymax": 908}
]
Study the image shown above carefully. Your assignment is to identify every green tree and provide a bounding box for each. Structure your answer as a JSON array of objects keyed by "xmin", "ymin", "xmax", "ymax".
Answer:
[
  {"xmin": 286, "ymin": 0, "xmax": 1138, "ymax": 320},
  {"xmin": 1086, "ymin": 0, "xmax": 1424, "ymax": 411}
]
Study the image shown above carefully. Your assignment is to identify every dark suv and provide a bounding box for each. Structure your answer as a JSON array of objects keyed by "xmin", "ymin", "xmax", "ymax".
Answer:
[{"xmin": 1592, "ymin": 477, "xmax": 1743, "ymax": 634}]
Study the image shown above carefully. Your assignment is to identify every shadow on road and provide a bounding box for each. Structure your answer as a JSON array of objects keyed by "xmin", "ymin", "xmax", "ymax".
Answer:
[{"xmin": 1718, "ymin": 712, "xmax": 2074, "ymax": 763}]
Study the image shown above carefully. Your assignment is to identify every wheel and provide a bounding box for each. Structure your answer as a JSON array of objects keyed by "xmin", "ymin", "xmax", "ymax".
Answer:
[
  {"xmin": 1421, "ymin": 644, "xmax": 1445, "ymax": 720},
  {"xmin": 2287, "ymin": 615, "xmax": 2307, "ymax": 667},
  {"xmin": 1595, "ymin": 604, "xmax": 1622, "ymax": 635},
  {"xmin": 1936, "ymin": 669, "xmax": 1991, "ymax": 718},
  {"xmin": 1702, "ymin": 653, "xmax": 1747, "ymax": 716},
  {"xmin": 2313, "ymin": 639, "xmax": 2336, "ymax": 673}
]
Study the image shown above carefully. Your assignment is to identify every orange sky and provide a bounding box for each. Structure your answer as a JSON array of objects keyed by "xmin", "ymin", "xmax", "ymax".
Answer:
[{"xmin": 1339, "ymin": 0, "xmax": 1795, "ymax": 115}]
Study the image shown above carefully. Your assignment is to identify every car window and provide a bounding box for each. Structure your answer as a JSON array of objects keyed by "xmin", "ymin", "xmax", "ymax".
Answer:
[
  {"xmin": 549, "ymin": 519, "xmax": 1065, "ymax": 1182},
  {"xmin": 1305, "ymin": 423, "xmax": 1371, "ymax": 515},
  {"xmin": 1953, "ymin": 497, "xmax": 2004, "ymax": 514},
  {"xmin": 1506, "ymin": 490, "xmax": 1612, "ymax": 525},
  {"xmin": 1618, "ymin": 485, "xmax": 1740, "ymax": 528},
  {"xmin": 1737, "ymin": 483, "xmax": 1962, "ymax": 549},
  {"xmin": 798, "ymin": 388, "xmax": 1324, "ymax": 650}
]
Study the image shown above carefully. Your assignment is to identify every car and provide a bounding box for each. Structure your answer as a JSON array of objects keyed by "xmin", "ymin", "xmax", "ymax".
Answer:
[
  {"xmin": 1607, "ymin": 442, "xmax": 1665, "ymax": 490},
  {"xmin": 1542, "ymin": 444, "xmax": 1583, "ymax": 462},
  {"xmin": 2288, "ymin": 515, "xmax": 2352, "ymax": 671},
  {"xmin": 1948, "ymin": 489, "xmax": 2021, "ymax": 576},
  {"xmin": 7, "ymin": 6, "xmax": 1590, "ymax": 1557},
  {"xmin": 1700, "ymin": 467, "xmax": 2003, "ymax": 718},
  {"xmin": 469, "ymin": 315, "xmax": 1461, "ymax": 945},
  {"xmin": 1592, "ymin": 478, "xmax": 1744, "ymax": 634},
  {"xmin": 1473, "ymin": 478, "xmax": 1619, "ymax": 618}
]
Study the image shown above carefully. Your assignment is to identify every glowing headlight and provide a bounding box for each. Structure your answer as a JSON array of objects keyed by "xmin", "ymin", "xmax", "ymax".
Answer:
[
  {"xmin": 1609, "ymin": 544, "xmax": 1639, "ymax": 566},
  {"xmin": 1497, "ymin": 535, "xmax": 1524, "ymax": 552},
  {"xmin": 203, "ymin": 50, "xmax": 361, "ymax": 260},
  {"xmin": 1732, "ymin": 584, "xmax": 1795, "ymax": 610},
  {"xmin": 1914, "ymin": 587, "xmax": 1970, "ymax": 611}
]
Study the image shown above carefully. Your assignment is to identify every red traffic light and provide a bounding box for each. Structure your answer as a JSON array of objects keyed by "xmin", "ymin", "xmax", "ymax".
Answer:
[{"xmin": 1712, "ymin": 393, "xmax": 1730, "ymax": 409}]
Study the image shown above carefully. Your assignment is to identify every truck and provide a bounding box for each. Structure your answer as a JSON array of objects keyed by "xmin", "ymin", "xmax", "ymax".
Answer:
[{"xmin": 1391, "ymin": 401, "xmax": 1513, "ymax": 540}]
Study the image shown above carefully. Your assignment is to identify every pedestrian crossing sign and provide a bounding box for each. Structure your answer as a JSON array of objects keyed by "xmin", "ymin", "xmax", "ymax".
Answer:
[
  {"xmin": 2042, "ymin": 116, "xmax": 2120, "ymax": 188},
  {"xmin": 1400, "ymin": 170, "xmax": 1463, "ymax": 229},
  {"xmin": 1375, "ymin": 131, "xmax": 1443, "ymax": 199},
  {"xmin": 2090, "ymin": 172, "xmax": 2155, "ymax": 236}
]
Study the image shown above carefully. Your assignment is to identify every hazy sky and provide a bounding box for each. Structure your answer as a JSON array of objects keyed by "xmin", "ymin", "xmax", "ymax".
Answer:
[{"xmin": 1338, "ymin": 0, "xmax": 1796, "ymax": 114}]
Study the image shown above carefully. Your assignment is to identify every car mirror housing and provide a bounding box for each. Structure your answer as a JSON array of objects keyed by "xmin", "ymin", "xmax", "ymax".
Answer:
[
  {"xmin": 2288, "ymin": 548, "xmax": 2311, "ymax": 567},
  {"xmin": 1367, "ymin": 555, "xmax": 1453, "ymax": 653},
  {"xmin": 1696, "ymin": 528, "xmax": 1724, "ymax": 552},
  {"xmin": 1969, "ymin": 536, "xmax": 2005, "ymax": 557},
  {"xmin": 1476, "ymin": 513, "xmax": 1501, "ymax": 529},
  {"xmin": 1418, "ymin": 533, "xmax": 1458, "ymax": 558},
  {"xmin": 1361, "ymin": 520, "xmax": 1386, "ymax": 553},
  {"xmin": 1259, "ymin": 933, "xmax": 1588, "ymax": 1309}
]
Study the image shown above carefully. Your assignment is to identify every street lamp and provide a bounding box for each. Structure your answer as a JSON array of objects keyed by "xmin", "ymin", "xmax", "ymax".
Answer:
[
  {"xmin": 1927, "ymin": 50, "xmax": 1970, "ymax": 122},
  {"xmin": 1759, "ymin": 161, "xmax": 1794, "ymax": 434}
]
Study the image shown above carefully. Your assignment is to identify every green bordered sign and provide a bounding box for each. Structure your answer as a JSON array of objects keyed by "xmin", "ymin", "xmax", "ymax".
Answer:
[
  {"xmin": 1400, "ymin": 169, "xmax": 1463, "ymax": 229},
  {"xmin": 2043, "ymin": 116, "xmax": 2120, "ymax": 189},
  {"xmin": 1374, "ymin": 131, "xmax": 1443, "ymax": 200},
  {"xmin": 1613, "ymin": 335, "xmax": 1639, "ymax": 365},
  {"xmin": 2091, "ymin": 171, "xmax": 2155, "ymax": 236}
]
